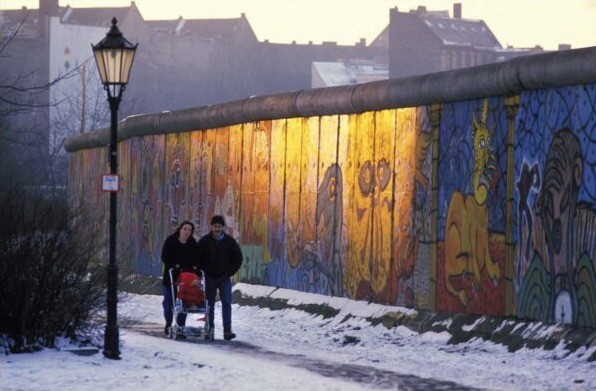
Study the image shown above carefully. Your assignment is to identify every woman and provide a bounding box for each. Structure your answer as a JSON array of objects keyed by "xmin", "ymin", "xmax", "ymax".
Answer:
[{"xmin": 161, "ymin": 220, "xmax": 199, "ymax": 335}]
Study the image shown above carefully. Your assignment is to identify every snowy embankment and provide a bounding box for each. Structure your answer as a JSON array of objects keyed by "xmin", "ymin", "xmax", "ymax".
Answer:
[{"xmin": 1, "ymin": 283, "xmax": 595, "ymax": 391}]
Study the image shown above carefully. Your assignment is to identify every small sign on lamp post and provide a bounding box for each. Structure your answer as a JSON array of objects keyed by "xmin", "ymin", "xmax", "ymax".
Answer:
[{"xmin": 101, "ymin": 174, "xmax": 120, "ymax": 192}]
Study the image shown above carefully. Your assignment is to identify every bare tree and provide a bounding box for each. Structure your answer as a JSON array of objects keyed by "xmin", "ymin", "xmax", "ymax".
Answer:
[{"xmin": 0, "ymin": 11, "xmax": 116, "ymax": 189}]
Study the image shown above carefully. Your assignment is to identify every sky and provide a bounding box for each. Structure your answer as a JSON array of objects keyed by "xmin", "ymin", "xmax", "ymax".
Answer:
[
  {"xmin": 2, "ymin": 283, "xmax": 595, "ymax": 390},
  {"xmin": 1, "ymin": 0, "xmax": 595, "ymax": 50}
]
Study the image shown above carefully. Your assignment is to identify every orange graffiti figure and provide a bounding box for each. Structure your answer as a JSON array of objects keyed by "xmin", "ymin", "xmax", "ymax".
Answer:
[{"xmin": 444, "ymin": 100, "xmax": 501, "ymax": 305}]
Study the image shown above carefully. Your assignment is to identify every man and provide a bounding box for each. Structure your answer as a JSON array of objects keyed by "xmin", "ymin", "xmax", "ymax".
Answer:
[{"xmin": 197, "ymin": 215, "xmax": 243, "ymax": 340}]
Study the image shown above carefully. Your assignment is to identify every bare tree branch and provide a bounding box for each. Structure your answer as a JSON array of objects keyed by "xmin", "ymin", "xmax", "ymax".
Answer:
[{"xmin": 0, "ymin": 10, "xmax": 29, "ymax": 53}]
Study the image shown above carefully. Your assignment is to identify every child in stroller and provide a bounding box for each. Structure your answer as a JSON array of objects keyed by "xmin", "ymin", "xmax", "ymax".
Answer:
[{"xmin": 168, "ymin": 268, "xmax": 210, "ymax": 340}]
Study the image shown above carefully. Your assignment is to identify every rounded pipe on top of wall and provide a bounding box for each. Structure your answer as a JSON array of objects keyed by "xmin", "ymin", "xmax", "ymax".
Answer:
[
  {"xmin": 417, "ymin": 62, "xmax": 508, "ymax": 103},
  {"xmin": 64, "ymin": 46, "xmax": 596, "ymax": 152},
  {"xmin": 64, "ymin": 127, "xmax": 109, "ymax": 151},
  {"xmin": 358, "ymin": 76, "xmax": 423, "ymax": 110},
  {"xmin": 242, "ymin": 91, "xmax": 305, "ymax": 121},
  {"xmin": 514, "ymin": 47, "xmax": 596, "ymax": 89},
  {"xmin": 293, "ymin": 84, "xmax": 361, "ymax": 116}
]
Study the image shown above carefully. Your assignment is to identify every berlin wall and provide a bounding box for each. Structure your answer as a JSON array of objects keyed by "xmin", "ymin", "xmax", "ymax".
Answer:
[{"xmin": 65, "ymin": 47, "xmax": 596, "ymax": 326}]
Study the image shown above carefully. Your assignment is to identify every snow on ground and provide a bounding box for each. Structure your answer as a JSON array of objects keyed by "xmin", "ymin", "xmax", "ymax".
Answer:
[{"xmin": 1, "ymin": 284, "xmax": 595, "ymax": 391}]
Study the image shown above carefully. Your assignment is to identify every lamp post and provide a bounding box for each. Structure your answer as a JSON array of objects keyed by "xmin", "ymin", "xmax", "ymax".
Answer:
[{"xmin": 92, "ymin": 17, "xmax": 137, "ymax": 360}]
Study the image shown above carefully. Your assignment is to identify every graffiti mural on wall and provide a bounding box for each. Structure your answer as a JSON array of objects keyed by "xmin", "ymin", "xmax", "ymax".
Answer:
[
  {"xmin": 396, "ymin": 107, "xmax": 432, "ymax": 309},
  {"xmin": 225, "ymin": 125, "xmax": 243, "ymax": 242},
  {"xmin": 266, "ymin": 120, "xmax": 286, "ymax": 287},
  {"xmin": 312, "ymin": 162, "xmax": 345, "ymax": 294},
  {"xmin": 282, "ymin": 115, "xmax": 349, "ymax": 297},
  {"xmin": 341, "ymin": 109, "xmax": 423, "ymax": 304},
  {"xmin": 131, "ymin": 135, "xmax": 165, "ymax": 275},
  {"xmin": 87, "ymin": 147, "xmax": 106, "ymax": 243},
  {"xmin": 240, "ymin": 122, "xmax": 272, "ymax": 283},
  {"xmin": 370, "ymin": 111, "xmax": 395, "ymax": 304},
  {"xmin": 437, "ymin": 98, "xmax": 506, "ymax": 316},
  {"xmin": 189, "ymin": 131, "xmax": 202, "ymax": 233},
  {"xmin": 118, "ymin": 140, "xmax": 133, "ymax": 263},
  {"xmin": 165, "ymin": 133, "xmax": 190, "ymax": 232},
  {"xmin": 68, "ymin": 82, "xmax": 596, "ymax": 327},
  {"xmin": 283, "ymin": 118, "xmax": 307, "ymax": 269},
  {"xmin": 516, "ymin": 85, "xmax": 596, "ymax": 325},
  {"xmin": 189, "ymin": 131, "xmax": 215, "ymax": 236},
  {"xmin": 266, "ymin": 117, "xmax": 341, "ymax": 294},
  {"xmin": 211, "ymin": 127, "xmax": 233, "ymax": 236},
  {"xmin": 344, "ymin": 112, "xmax": 377, "ymax": 300}
]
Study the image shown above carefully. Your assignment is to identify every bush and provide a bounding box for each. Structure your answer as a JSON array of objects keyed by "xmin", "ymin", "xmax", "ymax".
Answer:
[{"xmin": 0, "ymin": 185, "xmax": 106, "ymax": 353}]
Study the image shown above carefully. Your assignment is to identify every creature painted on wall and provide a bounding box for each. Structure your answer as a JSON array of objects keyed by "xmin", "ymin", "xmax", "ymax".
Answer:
[
  {"xmin": 342, "ymin": 109, "xmax": 423, "ymax": 304},
  {"xmin": 297, "ymin": 116, "xmax": 348, "ymax": 297},
  {"xmin": 437, "ymin": 99, "xmax": 505, "ymax": 315},
  {"xmin": 518, "ymin": 128, "xmax": 596, "ymax": 326},
  {"xmin": 312, "ymin": 163, "xmax": 345, "ymax": 295},
  {"xmin": 344, "ymin": 112, "xmax": 377, "ymax": 300},
  {"xmin": 369, "ymin": 111, "xmax": 396, "ymax": 304},
  {"xmin": 269, "ymin": 164, "xmax": 347, "ymax": 295},
  {"xmin": 515, "ymin": 161, "xmax": 540, "ymax": 277},
  {"xmin": 515, "ymin": 85, "xmax": 596, "ymax": 326}
]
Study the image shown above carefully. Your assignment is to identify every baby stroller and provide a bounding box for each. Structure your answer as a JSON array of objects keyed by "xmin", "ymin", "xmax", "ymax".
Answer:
[{"xmin": 168, "ymin": 268, "xmax": 210, "ymax": 340}]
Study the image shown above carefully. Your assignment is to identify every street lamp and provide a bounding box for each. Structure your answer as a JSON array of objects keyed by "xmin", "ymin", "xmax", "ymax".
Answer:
[{"xmin": 92, "ymin": 17, "xmax": 137, "ymax": 360}]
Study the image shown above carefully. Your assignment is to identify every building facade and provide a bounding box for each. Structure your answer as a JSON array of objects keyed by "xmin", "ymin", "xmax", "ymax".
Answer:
[{"xmin": 1, "ymin": 1, "xmax": 564, "ymax": 186}]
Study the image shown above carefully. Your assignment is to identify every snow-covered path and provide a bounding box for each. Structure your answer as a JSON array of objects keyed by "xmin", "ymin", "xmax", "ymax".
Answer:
[
  {"xmin": 126, "ymin": 321, "xmax": 478, "ymax": 390},
  {"xmin": 2, "ymin": 285, "xmax": 595, "ymax": 390}
]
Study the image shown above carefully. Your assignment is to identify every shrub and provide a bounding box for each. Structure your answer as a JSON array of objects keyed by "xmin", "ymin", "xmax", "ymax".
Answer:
[{"xmin": 0, "ymin": 185, "xmax": 106, "ymax": 353}]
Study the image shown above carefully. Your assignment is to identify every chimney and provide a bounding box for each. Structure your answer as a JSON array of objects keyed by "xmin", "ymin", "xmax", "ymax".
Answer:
[
  {"xmin": 39, "ymin": 0, "xmax": 59, "ymax": 16},
  {"xmin": 453, "ymin": 3, "xmax": 462, "ymax": 19},
  {"xmin": 558, "ymin": 44, "xmax": 571, "ymax": 51}
]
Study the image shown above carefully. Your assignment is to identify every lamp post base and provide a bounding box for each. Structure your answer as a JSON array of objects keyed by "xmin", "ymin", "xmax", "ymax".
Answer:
[{"xmin": 103, "ymin": 324, "xmax": 120, "ymax": 359}]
